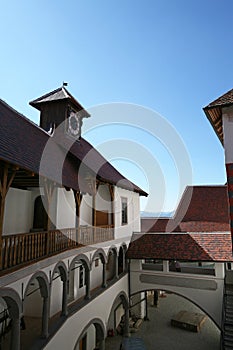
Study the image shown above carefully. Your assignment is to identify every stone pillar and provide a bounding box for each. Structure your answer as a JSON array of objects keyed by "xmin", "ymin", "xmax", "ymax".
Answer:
[
  {"xmin": 85, "ymin": 269, "xmax": 91, "ymax": 300},
  {"xmin": 163, "ymin": 260, "xmax": 169, "ymax": 273},
  {"xmin": 115, "ymin": 253, "xmax": 119, "ymax": 279},
  {"xmin": 10, "ymin": 316, "xmax": 20, "ymax": 350},
  {"xmin": 99, "ymin": 339, "xmax": 105, "ymax": 350},
  {"xmin": 123, "ymin": 304, "xmax": 130, "ymax": 337},
  {"xmin": 102, "ymin": 262, "xmax": 107, "ymax": 288},
  {"xmin": 61, "ymin": 279, "xmax": 68, "ymax": 316},
  {"xmin": 41, "ymin": 296, "xmax": 49, "ymax": 338}
]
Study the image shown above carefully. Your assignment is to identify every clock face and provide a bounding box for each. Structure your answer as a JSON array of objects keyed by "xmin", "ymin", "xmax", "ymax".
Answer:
[{"xmin": 68, "ymin": 110, "xmax": 81, "ymax": 138}]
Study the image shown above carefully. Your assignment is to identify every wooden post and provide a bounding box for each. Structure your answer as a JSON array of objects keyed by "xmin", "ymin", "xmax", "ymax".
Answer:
[
  {"xmin": 0, "ymin": 162, "xmax": 17, "ymax": 269},
  {"xmin": 73, "ymin": 190, "xmax": 82, "ymax": 244},
  {"xmin": 44, "ymin": 179, "xmax": 55, "ymax": 255},
  {"xmin": 108, "ymin": 184, "xmax": 115, "ymax": 227},
  {"xmin": 92, "ymin": 180, "xmax": 99, "ymax": 243}
]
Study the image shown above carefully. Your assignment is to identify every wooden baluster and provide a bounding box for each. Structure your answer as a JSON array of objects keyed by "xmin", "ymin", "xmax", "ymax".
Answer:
[
  {"xmin": 4, "ymin": 238, "xmax": 9, "ymax": 268},
  {"xmin": 31, "ymin": 234, "xmax": 34, "ymax": 260},
  {"xmin": 13, "ymin": 236, "xmax": 17, "ymax": 266},
  {"xmin": 9, "ymin": 237, "xmax": 13, "ymax": 267},
  {"xmin": 2, "ymin": 238, "xmax": 5, "ymax": 267}
]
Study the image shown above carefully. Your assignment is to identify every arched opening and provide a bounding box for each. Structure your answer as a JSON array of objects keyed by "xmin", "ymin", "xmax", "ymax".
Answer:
[
  {"xmin": 128, "ymin": 290, "xmax": 220, "ymax": 350},
  {"xmin": 69, "ymin": 255, "xmax": 91, "ymax": 303},
  {"xmin": 106, "ymin": 247, "xmax": 118, "ymax": 282},
  {"xmin": 74, "ymin": 318, "xmax": 106, "ymax": 350},
  {"xmin": 118, "ymin": 246, "xmax": 124, "ymax": 275},
  {"xmin": 50, "ymin": 262, "xmax": 68, "ymax": 318},
  {"xmin": 106, "ymin": 291, "xmax": 129, "ymax": 343},
  {"xmin": 95, "ymin": 184, "xmax": 112, "ymax": 227},
  {"xmin": 21, "ymin": 272, "xmax": 49, "ymax": 349},
  {"xmin": 0, "ymin": 289, "xmax": 21, "ymax": 350},
  {"xmin": 33, "ymin": 195, "xmax": 48, "ymax": 231},
  {"xmin": 91, "ymin": 249, "xmax": 107, "ymax": 290}
]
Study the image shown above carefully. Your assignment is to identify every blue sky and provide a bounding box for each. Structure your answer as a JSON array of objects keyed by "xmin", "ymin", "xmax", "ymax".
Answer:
[{"xmin": 0, "ymin": 0, "xmax": 232, "ymax": 212}]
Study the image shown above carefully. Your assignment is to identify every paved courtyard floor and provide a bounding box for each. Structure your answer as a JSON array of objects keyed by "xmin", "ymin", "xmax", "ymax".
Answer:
[{"xmin": 105, "ymin": 293, "xmax": 221, "ymax": 350}]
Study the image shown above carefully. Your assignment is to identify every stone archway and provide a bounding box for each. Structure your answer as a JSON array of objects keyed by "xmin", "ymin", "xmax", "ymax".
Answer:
[
  {"xmin": 50, "ymin": 261, "xmax": 68, "ymax": 317},
  {"xmin": 129, "ymin": 290, "xmax": 220, "ymax": 350},
  {"xmin": 69, "ymin": 254, "xmax": 91, "ymax": 302},
  {"xmin": 91, "ymin": 248, "xmax": 107, "ymax": 289},
  {"xmin": 106, "ymin": 246, "xmax": 118, "ymax": 282},
  {"xmin": 74, "ymin": 318, "xmax": 106, "ymax": 350},
  {"xmin": 107, "ymin": 291, "xmax": 129, "ymax": 338},
  {"xmin": 0, "ymin": 288, "xmax": 22, "ymax": 350},
  {"xmin": 33, "ymin": 195, "xmax": 48, "ymax": 231},
  {"xmin": 22, "ymin": 271, "xmax": 50, "ymax": 348}
]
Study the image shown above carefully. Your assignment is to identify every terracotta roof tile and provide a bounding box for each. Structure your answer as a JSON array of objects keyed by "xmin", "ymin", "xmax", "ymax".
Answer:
[
  {"xmin": 205, "ymin": 88, "xmax": 233, "ymax": 108},
  {"xmin": 0, "ymin": 98, "xmax": 147, "ymax": 196},
  {"xmin": 127, "ymin": 233, "xmax": 233, "ymax": 262},
  {"xmin": 141, "ymin": 185, "xmax": 229, "ymax": 232}
]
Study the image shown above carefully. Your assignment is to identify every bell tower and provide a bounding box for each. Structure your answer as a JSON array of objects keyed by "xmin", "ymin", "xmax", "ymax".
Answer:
[{"xmin": 29, "ymin": 85, "xmax": 90, "ymax": 139}]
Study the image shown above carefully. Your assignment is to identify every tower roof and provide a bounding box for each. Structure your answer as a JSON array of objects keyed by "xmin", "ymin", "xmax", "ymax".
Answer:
[{"xmin": 29, "ymin": 86, "xmax": 90, "ymax": 117}]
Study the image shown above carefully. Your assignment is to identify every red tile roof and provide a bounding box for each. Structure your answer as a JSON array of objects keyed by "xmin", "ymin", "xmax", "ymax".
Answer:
[
  {"xmin": 205, "ymin": 88, "xmax": 233, "ymax": 108},
  {"xmin": 0, "ymin": 98, "xmax": 147, "ymax": 196},
  {"xmin": 203, "ymin": 88, "xmax": 233, "ymax": 144},
  {"xmin": 126, "ymin": 233, "xmax": 233, "ymax": 262},
  {"xmin": 141, "ymin": 185, "xmax": 229, "ymax": 232}
]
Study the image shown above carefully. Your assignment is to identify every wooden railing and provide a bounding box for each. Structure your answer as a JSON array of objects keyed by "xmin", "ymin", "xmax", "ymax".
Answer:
[
  {"xmin": 1, "ymin": 226, "xmax": 114, "ymax": 271},
  {"xmin": 79, "ymin": 225, "xmax": 114, "ymax": 245}
]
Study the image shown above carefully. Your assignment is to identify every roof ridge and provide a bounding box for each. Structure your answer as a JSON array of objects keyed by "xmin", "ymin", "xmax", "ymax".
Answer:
[
  {"xmin": 204, "ymin": 87, "xmax": 233, "ymax": 108},
  {"xmin": 29, "ymin": 86, "xmax": 67, "ymax": 105}
]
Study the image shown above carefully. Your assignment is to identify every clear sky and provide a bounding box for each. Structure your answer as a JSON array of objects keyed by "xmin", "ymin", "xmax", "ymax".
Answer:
[{"xmin": 0, "ymin": 0, "xmax": 232, "ymax": 212}]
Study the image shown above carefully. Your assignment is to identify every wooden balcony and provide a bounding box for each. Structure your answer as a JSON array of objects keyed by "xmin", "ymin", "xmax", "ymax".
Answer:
[{"xmin": 1, "ymin": 226, "xmax": 114, "ymax": 272}]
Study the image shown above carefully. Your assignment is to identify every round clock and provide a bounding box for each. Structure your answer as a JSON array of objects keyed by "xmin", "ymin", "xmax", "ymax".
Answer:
[{"xmin": 68, "ymin": 111, "xmax": 81, "ymax": 137}]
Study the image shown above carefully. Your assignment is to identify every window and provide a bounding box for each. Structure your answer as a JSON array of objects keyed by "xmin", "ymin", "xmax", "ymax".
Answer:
[{"xmin": 121, "ymin": 197, "xmax": 128, "ymax": 225}]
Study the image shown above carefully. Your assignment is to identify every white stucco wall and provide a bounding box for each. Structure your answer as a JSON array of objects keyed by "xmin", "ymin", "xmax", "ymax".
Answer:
[
  {"xmin": 114, "ymin": 187, "xmax": 141, "ymax": 239},
  {"xmin": 50, "ymin": 273, "xmax": 63, "ymax": 317},
  {"xmin": 44, "ymin": 275, "xmax": 128, "ymax": 350},
  {"xmin": 96, "ymin": 184, "xmax": 111, "ymax": 212},
  {"xmin": 223, "ymin": 105, "xmax": 233, "ymax": 164},
  {"xmin": 3, "ymin": 188, "xmax": 33, "ymax": 235},
  {"xmin": 90, "ymin": 260, "xmax": 103, "ymax": 290},
  {"xmin": 56, "ymin": 188, "xmax": 76, "ymax": 229},
  {"xmin": 130, "ymin": 259, "xmax": 224, "ymax": 327},
  {"xmin": 80, "ymin": 194, "xmax": 93, "ymax": 226}
]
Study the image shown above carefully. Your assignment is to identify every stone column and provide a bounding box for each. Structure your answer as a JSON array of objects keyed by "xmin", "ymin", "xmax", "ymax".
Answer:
[
  {"xmin": 123, "ymin": 304, "xmax": 130, "ymax": 337},
  {"xmin": 41, "ymin": 296, "xmax": 49, "ymax": 338},
  {"xmin": 61, "ymin": 279, "xmax": 68, "ymax": 316},
  {"xmin": 102, "ymin": 262, "xmax": 107, "ymax": 288},
  {"xmin": 163, "ymin": 260, "xmax": 169, "ymax": 273},
  {"xmin": 115, "ymin": 254, "xmax": 119, "ymax": 280},
  {"xmin": 99, "ymin": 339, "xmax": 105, "ymax": 350},
  {"xmin": 85, "ymin": 269, "xmax": 91, "ymax": 300},
  {"xmin": 10, "ymin": 316, "xmax": 20, "ymax": 350}
]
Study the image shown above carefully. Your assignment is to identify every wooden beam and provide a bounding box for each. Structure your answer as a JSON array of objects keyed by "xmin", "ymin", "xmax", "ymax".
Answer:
[
  {"xmin": 108, "ymin": 184, "xmax": 115, "ymax": 227},
  {"xmin": 73, "ymin": 190, "xmax": 83, "ymax": 244},
  {"xmin": 44, "ymin": 179, "xmax": 55, "ymax": 255},
  {"xmin": 0, "ymin": 162, "xmax": 17, "ymax": 269}
]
